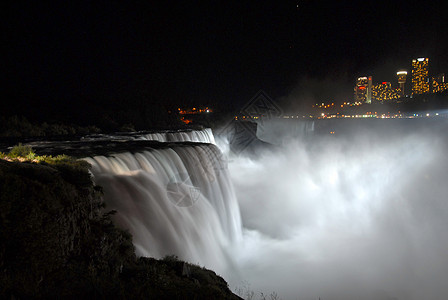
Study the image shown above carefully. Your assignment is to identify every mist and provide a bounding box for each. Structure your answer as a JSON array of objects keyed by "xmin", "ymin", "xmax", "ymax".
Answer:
[
  {"xmin": 278, "ymin": 76, "xmax": 353, "ymax": 113},
  {"xmin": 224, "ymin": 119, "xmax": 448, "ymax": 300}
]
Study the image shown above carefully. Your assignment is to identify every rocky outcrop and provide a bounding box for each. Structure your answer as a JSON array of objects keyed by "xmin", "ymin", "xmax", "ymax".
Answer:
[{"xmin": 0, "ymin": 159, "xmax": 241, "ymax": 299}]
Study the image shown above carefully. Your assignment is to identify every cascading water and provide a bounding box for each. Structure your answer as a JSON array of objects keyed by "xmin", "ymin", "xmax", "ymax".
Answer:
[
  {"xmin": 81, "ymin": 128, "xmax": 215, "ymax": 144},
  {"xmin": 85, "ymin": 141, "xmax": 241, "ymax": 275},
  {"xmin": 83, "ymin": 121, "xmax": 448, "ymax": 300}
]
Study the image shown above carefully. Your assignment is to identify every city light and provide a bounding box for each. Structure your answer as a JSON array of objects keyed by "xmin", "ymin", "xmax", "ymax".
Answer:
[
  {"xmin": 253, "ymin": 58, "xmax": 448, "ymax": 121},
  {"xmin": 350, "ymin": 57, "xmax": 446, "ymax": 104},
  {"xmin": 412, "ymin": 58, "xmax": 430, "ymax": 95},
  {"xmin": 178, "ymin": 107, "xmax": 212, "ymax": 115}
]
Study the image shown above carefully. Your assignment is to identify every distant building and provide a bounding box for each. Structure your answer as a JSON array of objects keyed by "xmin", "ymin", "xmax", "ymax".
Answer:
[
  {"xmin": 397, "ymin": 71, "xmax": 407, "ymax": 97},
  {"xmin": 354, "ymin": 77, "xmax": 372, "ymax": 103},
  {"xmin": 372, "ymin": 82, "xmax": 401, "ymax": 102},
  {"xmin": 432, "ymin": 73, "xmax": 448, "ymax": 93},
  {"xmin": 411, "ymin": 58, "xmax": 430, "ymax": 95},
  {"xmin": 367, "ymin": 76, "xmax": 372, "ymax": 103}
]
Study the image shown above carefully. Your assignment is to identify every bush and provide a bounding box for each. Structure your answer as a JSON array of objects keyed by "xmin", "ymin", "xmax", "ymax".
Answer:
[{"xmin": 8, "ymin": 143, "xmax": 34, "ymax": 158}]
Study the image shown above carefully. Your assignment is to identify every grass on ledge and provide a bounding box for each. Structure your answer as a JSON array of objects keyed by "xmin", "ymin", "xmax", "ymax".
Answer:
[{"xmin": 1, "ymin": 143, "xmax": 85, "ymax": 165}]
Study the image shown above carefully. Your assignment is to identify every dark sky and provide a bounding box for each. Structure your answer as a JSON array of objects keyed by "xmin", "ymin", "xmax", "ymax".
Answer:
[{"xmin": 3, "ymin": 0, "xmax": 448, "ymax": 120}]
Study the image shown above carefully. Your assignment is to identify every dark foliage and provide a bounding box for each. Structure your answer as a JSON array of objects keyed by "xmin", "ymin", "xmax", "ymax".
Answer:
[{"xmin": 0, "ymin": 115, "xmax": 101, "ymax": 138}]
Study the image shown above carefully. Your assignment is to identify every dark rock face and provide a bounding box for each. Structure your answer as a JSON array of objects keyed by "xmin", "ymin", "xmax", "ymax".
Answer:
[
  {"xmin": 120, "ymin": 257, "xmax": 242, "ymax": 300},
  {"xmin": 0, "ymin": 159, "xmax": 134, "ymax": 298},
  {"xmin": 0, "ymin": 159, "xmax": 241, "ymax": 299}
]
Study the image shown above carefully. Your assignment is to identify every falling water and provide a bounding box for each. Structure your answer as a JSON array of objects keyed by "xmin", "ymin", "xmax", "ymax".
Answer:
[
  {"xmin": 84, "ymin": 121, "xmax": 448, "ymax": 300},
  {"xmin": 81, "ymin": 128, "xmax": 215, "ymax": 143},
  {"xmin": 85, "ymin": 141, "xmax": 241, "ymax": 274}
]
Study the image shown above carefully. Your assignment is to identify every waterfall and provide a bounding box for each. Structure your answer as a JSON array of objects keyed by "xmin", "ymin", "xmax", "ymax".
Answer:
[
  {"xmin": 81, "ymin": 122, "xmax": 448, "ymax": 299},
  {"xmin": 82, "ymin": 128, "xmax": 215, "ymax": 144},
  {"xmin": 85, "ymin": 141, "xmax": 241, "ymax": 273}
]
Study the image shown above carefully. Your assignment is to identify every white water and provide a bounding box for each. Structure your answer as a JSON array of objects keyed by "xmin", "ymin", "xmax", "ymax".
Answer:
[
  {"xmin": 140, "ymin": 128, "xmax": 215, "ymax": 143},
  {"xmin": 86, "ymin": 124, "xmax": 448, "ymax": 300},
  {"xmin": 85, "ymin": 141, "xmax": 241, "ymax": 274},
  {"xmin": 227, "ymin": 119, "xmax": 448, "ymax": 300},
  {"xmin": 82, "ymin": 128, "xmax": 215, "ymax": 143}
]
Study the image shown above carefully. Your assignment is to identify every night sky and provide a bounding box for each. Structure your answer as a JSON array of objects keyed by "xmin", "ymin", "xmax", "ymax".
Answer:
[{"xmin": 3, "ymin": 0, "xmax": 448, "ymax": 123}]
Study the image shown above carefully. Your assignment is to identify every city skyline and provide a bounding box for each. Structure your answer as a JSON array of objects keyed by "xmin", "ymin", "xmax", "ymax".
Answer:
[
  {"xmin": 3, "ymin": 1, "xmax": 448, "ymax": 125},
  {"xmin": 353, "ymin": 57, "xmax": 447, "ymax": 103}
]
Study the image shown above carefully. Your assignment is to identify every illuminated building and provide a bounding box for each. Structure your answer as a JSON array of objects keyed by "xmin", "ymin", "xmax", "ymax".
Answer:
[
  {"xmin": 397, "ymin": 71, "xmax": 407, "ymax": 96},
  {"xmin": 411, "ymin": 58, "xmax": 430, "ymax": 95},
  {"xmin": 372, "ymin": 82, "xmax": 401, "ymax": 102},
  {"xmin": 367, "ymin": 76, "xmax": 372, "ymax": 104},
  {"xmin": 432, "ymin": 73, "xmax": 448, "ymax": 93},
  {"xmin": 354, "ymin": 76, "xmax": 371, "ymax": 103}
]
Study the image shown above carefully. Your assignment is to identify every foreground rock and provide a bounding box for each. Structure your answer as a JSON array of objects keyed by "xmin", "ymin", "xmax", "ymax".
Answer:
[{"xmin": 0, "ymin": 159, "xmax": 241, "ymax": 299}]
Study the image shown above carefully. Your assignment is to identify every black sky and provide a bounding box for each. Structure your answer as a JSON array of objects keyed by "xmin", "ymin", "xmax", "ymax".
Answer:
[{"xmin": 3, "ymin": 0, "xmax": 448, "ymax": 121}]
